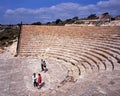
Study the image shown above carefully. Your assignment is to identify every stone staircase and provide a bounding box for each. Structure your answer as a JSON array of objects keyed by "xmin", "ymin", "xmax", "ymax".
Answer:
[
  {"xmin": 15, "ymin": 25, "xmax": 120, "ymax": 95},
  {"xmin": 18, "ymin": 25, "xmax": 120, "ymax": 73}
]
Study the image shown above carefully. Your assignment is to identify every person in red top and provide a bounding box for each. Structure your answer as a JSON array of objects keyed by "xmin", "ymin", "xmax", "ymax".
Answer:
[{"xmin": 37, "ymin": 73, "xmax": 42, "ymax": 89}]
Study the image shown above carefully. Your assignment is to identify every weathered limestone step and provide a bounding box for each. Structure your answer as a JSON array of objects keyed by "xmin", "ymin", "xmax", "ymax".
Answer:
[
  {"xmin": 46, "ymin": 52, "xmax": 80, "ymax": 64},
  {"xmin": 86, "ymin": 45, "xmax": 119, "ymax": 65},
  {"xmin": 82, "ymin": 52, "xmax": 101, "ymax": 69},
  {"xmin": 75, "ymin": 62, "xmax": 86, "ymax": 76},
  {"xmin": 49, "ymin": 57, "xmax": 86, "ymax": 76},
  {"xmin": 90, "ymin": 50, "xmax": 114, "ymax": 71},
  {"xmin": 44, "ymin": 49, "xmax": 83, "ymax": 62},
  {"xmin": 19, "ymin": 26, "xmax": 120, "ymax": 57},
  {"xmin": 73, "ymin": 38, "xmax": 120, "ymax": 48},
  {"xmin": 93, "ymin": 48, "xmax": 118, "ymax": 62},
  {"xmin": 90, "ymin": 44, "xmax": 120, "ymax": 56},
  {"xmin": 93, "ymin": 42, "xmax": 120, "ymax": 50},
  {"xmin": 48, "ymin": 56, "xmax": 80, "ymax": 78},
  {"xmin": 47, "ymin": 51, "xmax": 98, "ymax": 73},
  {"xmin": 76, "ymin": 54, "xmax": 98, "ymax": 72},
  {"xmin": 87, "ymin": 50, "xmax": 109, "ymax": 70},
  {"xmin": 92, "ymin": 49, "xmax": 115, "ymax": 69},
  {"xmin": 97, "ymin": 37, "xmax": 120, "ymax": 42},
  {"xmin": 84, "ymin": 51, "xmax": 107, "ymax": 70},
  {"xmin": 91, "ymin": 44, "xmax": 120, "ymax": 56},
  {"xmin": 47, "ymin": 51, "xmax": 95, "ymax": 74},
  {"xmin": 54, "ymin": 58, "xmax": 80, "ymax": 80},
  {"xmin": 39, "ymin": 48, "xmax": 99, "ymax": 72},
  {"xmin": 78, "ymin": 59, "xmax": 93, "ymax": 74}
]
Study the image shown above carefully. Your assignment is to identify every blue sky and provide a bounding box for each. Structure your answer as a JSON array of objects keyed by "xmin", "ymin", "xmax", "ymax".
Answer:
[{"xmin": 0, "ymin": 0, "xmax": 120, "ymax": 24}]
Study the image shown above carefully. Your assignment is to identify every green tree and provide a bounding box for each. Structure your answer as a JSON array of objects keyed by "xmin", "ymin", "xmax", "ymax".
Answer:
[
  {"xmin": 87, "ymin": 14, "xmax": 97, "ymax": 19},
  {"xmin": 72, "ymin": 16, "xmax": 79, "ymax": 20},
  {"xmin": 55, "ymin": 19, "xmax": 62, "ymax": 24},
  {"xmin": 31, "ymin": 22, "xmax": 42, "ymax": 25}
]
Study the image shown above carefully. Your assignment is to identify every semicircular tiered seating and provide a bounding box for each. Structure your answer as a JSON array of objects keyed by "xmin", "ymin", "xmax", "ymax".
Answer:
[
  {"xmin": 18, "ymin": 25, "xmax": 120, "ymax": 88},
  {"xmin": 18, "ymin": 26, "xmax": 120, "ymax": 76}
]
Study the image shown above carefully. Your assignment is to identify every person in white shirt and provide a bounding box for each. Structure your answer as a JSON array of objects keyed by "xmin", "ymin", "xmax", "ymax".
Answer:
[{"xmin": 32, "ymin": 73, "xmax": 38, "ymax": 87}]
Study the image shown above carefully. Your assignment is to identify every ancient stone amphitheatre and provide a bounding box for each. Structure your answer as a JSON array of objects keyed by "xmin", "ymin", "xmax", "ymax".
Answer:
[{"xmin": 0, "ymin": 25, "xmax": 120, "ymax": 96}]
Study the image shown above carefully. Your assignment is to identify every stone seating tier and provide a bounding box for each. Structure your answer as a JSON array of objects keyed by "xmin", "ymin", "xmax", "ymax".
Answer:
[{"xmin": 18, "ymin": 25, "xmax": 120, "ymax": 75}]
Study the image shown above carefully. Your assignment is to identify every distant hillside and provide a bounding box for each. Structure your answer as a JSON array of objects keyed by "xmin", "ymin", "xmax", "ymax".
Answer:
[{"xmin": 0, "ymin": 25, "xmax": 20, "ymax": 47}]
